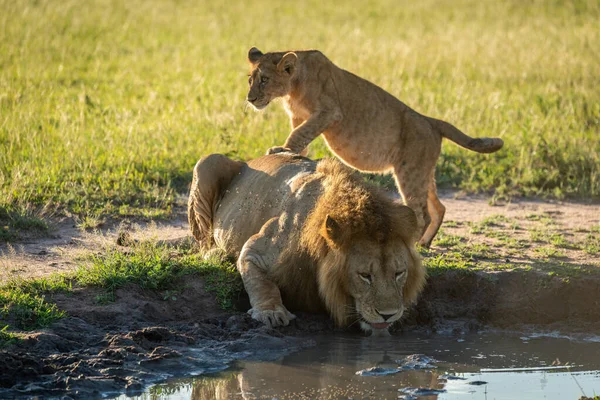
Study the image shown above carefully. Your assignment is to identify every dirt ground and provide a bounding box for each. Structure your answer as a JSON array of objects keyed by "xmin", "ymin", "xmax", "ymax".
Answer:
[
  {"xmin": 1, "ymin": 192, "xmax": 599, "ymax": 398},
  {"xmin": 436, "ymin": 191, "xmax": 600, "ymax": 268},
  {"xmin": 0, "ymin": 209, "xmax": 190, "ymax": 282},
  {"xmin": 1, "ymin": 191, "xmax": 598, "ymax": 280}
]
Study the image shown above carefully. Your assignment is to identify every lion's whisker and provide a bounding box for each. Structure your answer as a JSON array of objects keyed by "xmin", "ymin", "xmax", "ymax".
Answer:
[{"xmin": 347, "ymin": 316, "xmax": 362, "ymax": 328}]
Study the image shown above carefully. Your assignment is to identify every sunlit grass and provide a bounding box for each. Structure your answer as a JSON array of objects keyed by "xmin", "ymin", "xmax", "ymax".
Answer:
[{"xmin": 1, "ymin": 0, "xmax": 598, "ymax": 225}]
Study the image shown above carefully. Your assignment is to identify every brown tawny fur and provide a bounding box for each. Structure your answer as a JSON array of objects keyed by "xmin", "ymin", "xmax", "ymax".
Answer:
[
  {"xmin": 246, "ymin": 47, "xmax": 504, "ymax": 247},
  {"xmin": 188, "ymin": 153, "xmax": 425, "ymax": 332}
]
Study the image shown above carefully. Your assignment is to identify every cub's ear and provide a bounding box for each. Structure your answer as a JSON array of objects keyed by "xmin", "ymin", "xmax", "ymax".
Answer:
[
  {"xmin": 248, "ymin": 47, "xmax": 263, "ymax": 63},
  {"xmin": 277, "ymin": 52, "xmax": 297, "ymax": 75},
  {"xmin": 321, "ymin": 214, "xmax": 342, "ymax": 246}
]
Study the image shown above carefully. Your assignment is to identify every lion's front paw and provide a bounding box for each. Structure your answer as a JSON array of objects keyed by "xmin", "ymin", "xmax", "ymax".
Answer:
[
  {"xmin": 248, "ymin": 305, "xmax": 296, "ymax": 328},
  {"xmin": 266, "ymin": 146, "xmax": 293, "ymax": 155}
]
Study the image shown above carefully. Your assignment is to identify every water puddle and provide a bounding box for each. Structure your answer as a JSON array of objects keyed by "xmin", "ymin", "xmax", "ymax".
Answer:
[{"xmin": 123, "ymin": 331, "xmax": 600, "ymax": 399}]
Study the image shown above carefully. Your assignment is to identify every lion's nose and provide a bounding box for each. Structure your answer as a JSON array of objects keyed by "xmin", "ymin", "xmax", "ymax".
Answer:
[{"xmin": 376, "ymin": 310, "xmax": 398, "ymax": 321}]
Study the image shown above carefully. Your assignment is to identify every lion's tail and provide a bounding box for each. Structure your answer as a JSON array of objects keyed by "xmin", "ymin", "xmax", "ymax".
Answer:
[
  {"xmin": 430, "ymin": 118, "xmax": 504, "ymax": 154},
  {"xmin": 188, "ymin": 154, "xmax": 244, "ymax": 248}
]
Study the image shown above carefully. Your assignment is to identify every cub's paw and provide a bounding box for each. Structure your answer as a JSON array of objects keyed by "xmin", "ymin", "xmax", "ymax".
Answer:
[
  {"xmin": 266, "ymin": 146, "xmax": 293, "ymax": 155},
  {"xmin": 248, "ymin": 305, "xmax": 296, "ymax": 328}
]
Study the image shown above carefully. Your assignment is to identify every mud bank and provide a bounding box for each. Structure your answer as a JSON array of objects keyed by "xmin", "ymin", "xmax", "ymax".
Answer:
[
  {"xmin": 405, "ymin": 269, "xmax": 600, "ymax": 335},
  {"xmin": 0, "ymin": 279, "xmax": 324, "ymax": 399},
  {"xmin": 1, "ymin": 269, "xmax": 599, "ymax": 398}
]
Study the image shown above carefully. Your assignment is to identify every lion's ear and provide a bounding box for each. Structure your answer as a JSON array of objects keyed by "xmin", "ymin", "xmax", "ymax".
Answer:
[
  {"xmin": 248, "ymin": 47, "xmax": 263, "ymax": 63},
  {"xmin": 321, "ymin": 214, "xmax": 342, "ymax": 245},
  {"xmin": 277, "ymin": 52, "xmax": 297, "ymax": 75},
  {"xmin": 394, "ymin": 204, "xmax": 419, "ymax": 244}
]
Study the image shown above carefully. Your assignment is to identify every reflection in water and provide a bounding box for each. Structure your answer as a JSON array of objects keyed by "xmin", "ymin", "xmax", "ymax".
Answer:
[
  {"xmin": 189, "ymin": 374, "xmax": 244, "ymax": 400},
  {"xmin": 130, "ymin": 332, "xmax": 600, "ymax": 400}
]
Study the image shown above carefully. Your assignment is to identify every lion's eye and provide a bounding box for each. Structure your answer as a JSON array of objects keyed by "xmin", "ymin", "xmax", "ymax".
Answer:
[
  {"xmin": 395, "ymin": 271, "xmax": 407, "ymax": 280},
  {"xmin": 260, "ymin": 76, "xmax": 269, "ymax": 84},
  {"xmin": 359, "ymin": 273, "xmax": 372, "ymax": 284},
  {"xmin": 248, "ymin": 76, "xmax": 253, "ymax": 85}
]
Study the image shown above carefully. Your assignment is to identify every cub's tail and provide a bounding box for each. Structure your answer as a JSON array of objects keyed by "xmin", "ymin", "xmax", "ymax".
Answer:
[
  {"xmin": 188, "ymin": 154, "xmax": 245, "ymax": 248},
  {"xmin": 430, "ymin": 118, "xmax": 504, "ymax": 153}
]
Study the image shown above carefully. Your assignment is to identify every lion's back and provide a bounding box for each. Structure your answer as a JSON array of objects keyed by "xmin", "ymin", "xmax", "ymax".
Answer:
[{"xmin": 212, "ymin": 154, "xmax": 319, "ymax": 254}]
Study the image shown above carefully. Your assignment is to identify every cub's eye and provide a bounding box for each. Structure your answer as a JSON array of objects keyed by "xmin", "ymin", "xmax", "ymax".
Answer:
[
  {"xmin": 248, "ymin": 76, "xmax": 253, "ymax": 86},
  {"xmin": 395, "ymin": 271, "xmax": 407, "ymax": 280},
  {"xmin": 358, "ymin": 273, "xmax": 372, "ymax": 284},
  {"xmin": 260, "ymin": 76, "xmax": 269, "ymax": 84}
]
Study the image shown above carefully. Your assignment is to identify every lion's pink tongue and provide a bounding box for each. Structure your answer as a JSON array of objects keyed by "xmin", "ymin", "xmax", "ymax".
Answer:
[{"xmin": 370, "ymin": 322, "xmax": 390, "ymax": 330}]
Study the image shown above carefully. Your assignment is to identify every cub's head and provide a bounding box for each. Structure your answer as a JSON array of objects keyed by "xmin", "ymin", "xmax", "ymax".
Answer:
[{"xmin": 246, "ymin": 47, "xmax": 297, "ymax": 110}]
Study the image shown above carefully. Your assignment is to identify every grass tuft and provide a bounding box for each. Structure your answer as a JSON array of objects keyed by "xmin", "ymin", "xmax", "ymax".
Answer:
[
  {"xmin": 0, "ymin": 288, "xmax": 66, "ymax": 330},
  {"xmin": 0, "ymin": 325, "xmax": 21, "ymax": 347},
  {"xmin": 72, "ymin": 241, "xmax": 244, "ymax": 309},
  {"xmin": 0, "ymin": 207, "xmax": 49, "ymax": 242},
  {"xmin": 583, "ymin": 234, "xmax": 599, "ymax": 255},
  {"xmin": 433, "ymin": 230, "xmax": 464, "ymax": 248},
  {"xmin": 75, "ymin": 242, "xmax": 217, "ymax": 291},
  {"xmin": 203, "ymin": 262, "xmax": 244, "ymax": 311}
]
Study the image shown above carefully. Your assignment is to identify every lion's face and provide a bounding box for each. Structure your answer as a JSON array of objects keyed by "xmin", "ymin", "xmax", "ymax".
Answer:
[
  {"xmin": 343, "ymin": 239, "xmax": 415, "ymax": 332},
  {"xmin": 246, "ymin": 47, "xmax": 297, "ymax": 110},
  {"xmin": 315, "ymin": 206, "xmax": 423, "ymax": 335}
]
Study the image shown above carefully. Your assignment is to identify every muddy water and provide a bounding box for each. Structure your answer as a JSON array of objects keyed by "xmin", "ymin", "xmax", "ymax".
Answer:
[{"xmin": 123, "ymin": 332, "xmax": 600, "ymax": 399}]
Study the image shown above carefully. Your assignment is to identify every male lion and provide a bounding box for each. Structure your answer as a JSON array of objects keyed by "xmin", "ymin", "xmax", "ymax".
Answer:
[
  {"xmin": 246, "ymin": 47, "xmax": 504, "ymax": 247},
  {"xmin": 188, "ymin": 153, "xmax": 425, "ymax": 333}
]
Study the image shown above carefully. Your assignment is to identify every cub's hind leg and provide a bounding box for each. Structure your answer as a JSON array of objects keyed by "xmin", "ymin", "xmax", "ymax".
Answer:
[
  {"xmin": 393, "ymin": 159, "xmax": 438, "ymax": 248},
  {"xmin": 421, "ymin": 180, "xmax": 446, "ymax": 248}
]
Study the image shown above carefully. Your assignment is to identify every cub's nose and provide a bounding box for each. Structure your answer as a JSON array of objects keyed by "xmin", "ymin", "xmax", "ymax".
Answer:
[
  {"xmin": 376, "ymin": 309, "xmax": 398, "ymax": 321},
  {"xmin": 247, "ymin": 95, "xmax": 258, "ymax": 103}
]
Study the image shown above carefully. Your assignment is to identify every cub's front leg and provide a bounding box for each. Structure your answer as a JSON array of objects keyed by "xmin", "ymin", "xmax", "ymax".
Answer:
[
  {"xmin": 237, "ymin": 217, "xmax": 296, "ymax": 328},
  {"xmin": 267, "ymin": 105, "xmax": 342, "ymax": 156}
]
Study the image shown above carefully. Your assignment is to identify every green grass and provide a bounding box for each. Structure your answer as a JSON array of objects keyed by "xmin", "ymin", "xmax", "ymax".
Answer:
[
  {"xmin": 533, "ymin": 246, "xmax": 566, "ymax": 259},
  {"xmin": 74, "ymin": 243, "xmax": 207, "ymax": 291},
  {"xmin": 0, "ymin": 324, "xmax": 21, "ymax": 347},
  {"xmin": 432, "ymin": 230, "xmax": 464, "ymax": 248},
  {"xmin": 0, "ymin": 241, "xmax": 243, "ymax": 331},
  {"xmin": 0, "ymin": 207, "xmax": 49, "ymax": 242},
  {"xmin": 480, "ymin": 214, "xmax": 511, "ymax": 227},
  {"xmin": 74, "ymin": 242, "xmax": 243, "ymax": 309},
  {"xmin": 420, "ymin": 247, "xmax": 477, "ymax": 276},
  {"xmin": 525, "ymin": 213, "xmax": 555, "ymax": 225},
  {"xmin": 204, "ymin": 263, "xmax": 245, "ymax": 310},
  {"xmin": 0, "ymin": 276, "xmax": 71, "ymax": 332},
  {"xmin": 0, "ymin": 287, "xmax": 67, "ymax": 330},
  {"xmin": 0, "ymin": 0, "xmax": 598, "ymax": 223},
  {"xmin": 583, "ymin": 234, "xmax": 599, "ymax": 255}
]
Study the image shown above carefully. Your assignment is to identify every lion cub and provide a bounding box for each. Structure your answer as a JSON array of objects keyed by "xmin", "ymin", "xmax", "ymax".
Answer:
[{"xmin": 246, "ymin": 47, "xmax": 504, "ymax": 247}]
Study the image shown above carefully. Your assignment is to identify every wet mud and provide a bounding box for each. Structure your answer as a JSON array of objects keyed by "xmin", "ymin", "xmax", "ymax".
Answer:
[{"xmin": 1, "ymin": 268, "xmax": 600, "ymax": 398}]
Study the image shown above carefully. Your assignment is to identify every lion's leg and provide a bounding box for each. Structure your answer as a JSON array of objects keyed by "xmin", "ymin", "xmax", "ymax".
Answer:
[
  {"xmin": 392, "ymin": 164, "xmax": 433, "ymax": 248},
  {"xmin": 420, "ymin": 180, "xmax": 446, "ymax": 248},
  {"xmin": 237, "ymin": 217, "xmax": 296, "ymax": 328}
]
